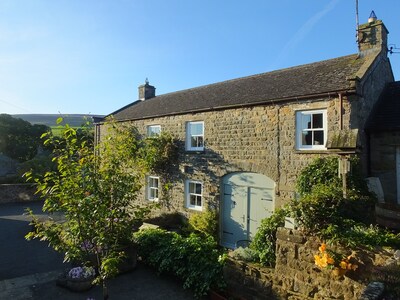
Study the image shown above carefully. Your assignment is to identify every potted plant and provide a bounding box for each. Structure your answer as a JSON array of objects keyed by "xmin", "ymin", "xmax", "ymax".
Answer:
[{"xmin": 57, "ymin": 266, "xmax": 96, "ymax": 292}]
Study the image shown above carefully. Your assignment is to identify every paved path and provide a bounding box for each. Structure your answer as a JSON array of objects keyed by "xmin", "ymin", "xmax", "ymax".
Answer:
[{"xmin": 0, "ymin": 264, "xmax": 195, "ymax": 300}]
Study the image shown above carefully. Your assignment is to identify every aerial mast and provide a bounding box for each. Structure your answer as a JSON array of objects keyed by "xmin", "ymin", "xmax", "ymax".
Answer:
[{"xmin": 356, "ymin": 0, "xmax": 360, "ymax": 52}]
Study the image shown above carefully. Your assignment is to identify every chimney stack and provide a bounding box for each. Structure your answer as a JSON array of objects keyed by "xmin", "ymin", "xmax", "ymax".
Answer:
[
  {"xmin": 138, "ymin": 79, "xmax": 156, "ymax": 101},
  {"xmin": 358, "ymin": 11, "xmax": 388, "ymax": 56}
]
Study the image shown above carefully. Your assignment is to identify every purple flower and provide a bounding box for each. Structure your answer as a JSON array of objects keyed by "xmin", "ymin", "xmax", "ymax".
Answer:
[
  {"xmin": 68, "ymin": 266, "xmax": 95, "ymax": 279},
  {"xmin": 81, "ymin": 240, "xmax": 94, "ymax": 251}
]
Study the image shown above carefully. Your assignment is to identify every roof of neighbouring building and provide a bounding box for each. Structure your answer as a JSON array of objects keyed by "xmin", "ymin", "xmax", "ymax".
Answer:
[
  {"xmin": 108, "ymin": 54, "xmax": 366, "ymax": 121},
  {"xmin": 366, "ymin": 81, "xmax": 400, "ymax": 132}
]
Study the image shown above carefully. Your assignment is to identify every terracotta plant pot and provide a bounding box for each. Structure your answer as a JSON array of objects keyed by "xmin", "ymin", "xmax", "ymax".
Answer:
[
  {"xmin": 66, "ymin": 277, "xmax": 94, "ymax": 292},
  {"xmin": 56, "ymin": 273, "xmax": 94, "ymax": 292}
]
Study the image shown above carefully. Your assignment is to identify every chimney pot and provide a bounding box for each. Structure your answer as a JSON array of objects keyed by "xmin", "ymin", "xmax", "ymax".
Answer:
[{"xmin": 368, "ymin": 10, "xmax": 377, "ymax": 23}]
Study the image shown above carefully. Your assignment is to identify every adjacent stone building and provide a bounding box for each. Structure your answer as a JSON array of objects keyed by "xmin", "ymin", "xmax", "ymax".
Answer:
[{"xmin": 96, "ymin": 16, "xmax": 395, "ymax": 248}]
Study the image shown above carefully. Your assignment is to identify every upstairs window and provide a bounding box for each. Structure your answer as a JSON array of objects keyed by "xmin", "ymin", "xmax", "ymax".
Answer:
[
  {"xmin": 185, "ymin": 180, "xmax": 203, "ymax": 211},
  {"xmin": 296, "ymin": 109, "xmax": 327, "ymax": 150},
  {"xmin": 147, "ymin": 125, "xmax": 161, "ymax": 137},
  {"xmin": 186, "ymin": 121, "xmax": 204, "ymax": 151},
  {"xmin": 147, "ymin": 176, "xmax": 159, "ymax": 201}
]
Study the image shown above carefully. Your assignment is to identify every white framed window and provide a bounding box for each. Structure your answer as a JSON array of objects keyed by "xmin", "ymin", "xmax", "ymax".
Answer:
[
  {"xmin": 186, "ymin": 121, "xmax": 204, "ymax": 151},
  {"xmin": 147, "ymin": 176, "xmax": 159, "ymax": 201},
  {"xmin": 147, "ymin": 125, "xmax": 161, "ymax": 137},
  {"xmin": 296, "ymin": 109, "xmax": 327, "ymax": 150},
  {"xmin": 185, "ymin": 180, "xmax": 203, "ymax": 211}
]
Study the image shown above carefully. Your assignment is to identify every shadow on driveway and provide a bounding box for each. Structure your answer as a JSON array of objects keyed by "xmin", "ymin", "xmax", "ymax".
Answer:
[
  {"xmin": 31, "ymin": 263, "xmax": 195, "ymax": 300},
  {"xmin": 0, "ymin": 201, "xmax": 65, "ymax": 280}
]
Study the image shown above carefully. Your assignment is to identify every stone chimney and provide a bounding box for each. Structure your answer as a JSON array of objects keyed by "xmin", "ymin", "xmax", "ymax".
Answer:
[
  {"xmin": 358, "ymin": 11, "xmax": 388, "ymax": 56},
  {"xmin": 138, "ymin": 78, "xmax": 156, "ymax": 101}
]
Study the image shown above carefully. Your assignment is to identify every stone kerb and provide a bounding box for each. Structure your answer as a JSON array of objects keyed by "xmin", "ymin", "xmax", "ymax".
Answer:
[{"xmin": 0, "ymin": 184, "xmax": 38, "ymax": 204}]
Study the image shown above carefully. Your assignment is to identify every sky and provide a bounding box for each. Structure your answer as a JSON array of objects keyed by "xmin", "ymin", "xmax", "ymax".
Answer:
[{"xmin": 1, "ymin": 0, "xmax": 399, "ymax": 116}]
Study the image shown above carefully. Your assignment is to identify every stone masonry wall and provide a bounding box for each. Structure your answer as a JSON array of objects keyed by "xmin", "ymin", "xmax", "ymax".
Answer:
[
  {"xmin": 370, "ymin": 131, "xmax": 400, "ymax": 205},
  {"xmin": 101, "ymin": 96, "xmax": 348, "ymax": 215},
  {"xmin": 351, "ymin": 53, "xmax": 394, "ymax": 175},
  {"xmin": 0, "ymin": 184, "xmax": 39, "ymax": 204},
  {"xmin": 223, "ymin": 228, "xmax": 397, "ymax": 300}
]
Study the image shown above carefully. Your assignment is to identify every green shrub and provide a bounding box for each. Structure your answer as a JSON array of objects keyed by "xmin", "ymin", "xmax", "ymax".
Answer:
[
  {"xmin": 187, "ymin": 209, "xmax": 218, "ymax": 239},
  {"xmin": 321, "ymin": 221, "xmax": 400, "ymax": 249},
  {"xmin": 133, "ymin": 228, "xmax": 226, "ymax": 298},
  {"xmin": 296, "ymin": 157, "xmax": 341, "ymax": 196},
  {"xmin": 230, "ymin": 247, "xmax": 258, "ymax": 263},
  {"xmin": 291, "ymin": 184, "xmax": 343, "ymax": 233},
  {"xmin": 249, "ymin": 208, "xmax": 286, "ymax": 267},
  {"xmin": 292, "ymin": 156, "xmax": 399, "ymax": 250},
  {"xmin": 292, "ymin": 156, "xmax": 376, "ymax": 233}
]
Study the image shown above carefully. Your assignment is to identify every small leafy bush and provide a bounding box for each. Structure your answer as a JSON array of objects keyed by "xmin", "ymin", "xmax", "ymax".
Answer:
[
  {"xmin": 293, "ymin": 156, "xmax": 400, "ymax": 250},
  {"xmin": 291, "ymin": 184, "xmax": 343, "ymax": 233},
  {"xmin": 292, "ymin": 156, "xmax": 376, "ymax": 233},
  {"xmin": 297, "ymin": 157, "xmax": 341, "ymax": 196},
  {"xmin": 187, "ymin": 209, "xmax": 218, "ymax": 239},
  {"xmin": 249, "ymin": 208, "xmax": 286, "ymax": 267},
  {"xmin": 230, "ymin": 247, "xmax": 258, "ymax": 263},
  {"xmin": 321, "ymin": 221, "xmax": 400, "ymax": 249},
  {"xmin": 133, "ymin": 228, "xmax": 226, "ymax": 298}
]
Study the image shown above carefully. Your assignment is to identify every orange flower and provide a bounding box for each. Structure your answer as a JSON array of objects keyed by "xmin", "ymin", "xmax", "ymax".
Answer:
[
  {"xmin": 339, "ymin": 261, "xmax": 348, "ymax": 269},
  {"xmin": 326, "ymin": 254, "xmax": 334, "ymax": 265},
  {"xmin": 319, "ymin": 243, "xmax": 327, "ymax": 252}
]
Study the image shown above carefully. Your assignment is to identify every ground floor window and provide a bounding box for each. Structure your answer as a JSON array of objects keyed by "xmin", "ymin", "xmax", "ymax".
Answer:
[
  {"xmin": 185, "ymin": 180, "xmax": 203, "ymax": 211},
  {"xmin": 147, "ymin": 176, "xmax": 159, "ymax": 201}
]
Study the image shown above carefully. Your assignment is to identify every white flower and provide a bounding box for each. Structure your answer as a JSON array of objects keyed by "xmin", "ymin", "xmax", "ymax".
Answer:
[{"xmin": 68, "ymin": 266, "xmax": 95, "ymax": 279}]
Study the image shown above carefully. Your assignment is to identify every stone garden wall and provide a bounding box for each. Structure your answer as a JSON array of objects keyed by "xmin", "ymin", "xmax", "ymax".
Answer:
[
  {"xmin": 224, "ymin": 228, "xmax": 398, "ymax": 300},
  {"xmin": 0, "ymin": 184, "xmax": 38, "ymax": 204}
]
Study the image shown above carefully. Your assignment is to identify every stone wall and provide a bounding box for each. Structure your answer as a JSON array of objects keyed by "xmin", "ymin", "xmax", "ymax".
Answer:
[
  {"xmin": 351, "ymin": 51, "xmax": 394, "ymax": 175},
  {"xmin": 370, "ymin": 131, "xmax": 400, "ymax": 205},
  {"xmin": 0, "ymin": 184, "xmax": 39, "ymax": 204},
  {"xmin": 101, "ymin": 96, "xmax": 352, "ymax": 215},
  {"xmin": 223, "ymin": 228, "xmax": 398, "ymax": 300}
]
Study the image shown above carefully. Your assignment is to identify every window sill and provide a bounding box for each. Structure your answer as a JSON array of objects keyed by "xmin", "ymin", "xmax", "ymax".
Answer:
[
  {"xmin": 147, "ymin": 198, "xmax": 159, "ymax": 202},
  {"xmin": 184, "ymin": 150, "xmax": 205, "ymax": 154},
  {"xmin": 186, "ymin": 206, "xmax": 203, "ymax": 212},
  {"xmin": 294, "ymin": 149, "xmax": 354, "ymax": 154}
]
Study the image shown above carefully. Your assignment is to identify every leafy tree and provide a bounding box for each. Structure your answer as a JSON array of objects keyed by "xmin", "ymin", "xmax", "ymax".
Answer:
[
  {"xmin": 0, "ymin": 114, "xmax": 50, "ymax": 162},
  {"xmin": 25, "ymin": 119, "xmax": 177, "ymax": 299}
]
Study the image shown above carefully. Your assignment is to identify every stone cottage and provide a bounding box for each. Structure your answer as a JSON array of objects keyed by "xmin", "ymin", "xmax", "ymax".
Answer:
[{"xmin": 96, "ymin": 15, "xmax": 395, "ymax": 248}]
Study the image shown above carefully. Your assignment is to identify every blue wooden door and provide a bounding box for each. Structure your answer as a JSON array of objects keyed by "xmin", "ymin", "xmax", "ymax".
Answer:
[{"xmin": 221, "ymin": 173, "xmax": 275, "ymax": 249}]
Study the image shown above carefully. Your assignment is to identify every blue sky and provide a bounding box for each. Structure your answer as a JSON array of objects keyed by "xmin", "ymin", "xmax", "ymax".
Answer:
[{"xmin": 1, "ymin": 0, "xmax": 399, "ymax": 116}]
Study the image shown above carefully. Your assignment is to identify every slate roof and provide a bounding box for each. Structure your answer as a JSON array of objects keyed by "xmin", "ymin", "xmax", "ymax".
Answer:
[
  {"xmin": 366, "ymin": 81, "xmax": 400, "ymax": 132},
  {"xmin": 110, "ymin": 54, "xmax": 365, "ymax": 121}
]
